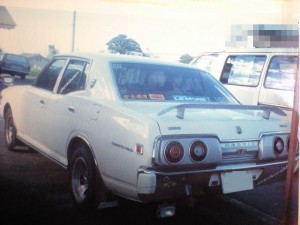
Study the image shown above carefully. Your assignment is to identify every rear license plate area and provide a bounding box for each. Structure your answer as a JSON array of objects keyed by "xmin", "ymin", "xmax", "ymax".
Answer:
[{"xmin": 221, "ymin": 171, "xmax": 253, "ymax": 194}]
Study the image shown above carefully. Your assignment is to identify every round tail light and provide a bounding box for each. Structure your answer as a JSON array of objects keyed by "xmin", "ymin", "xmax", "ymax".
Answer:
[
  {"xmin": 273, "ymin": 137, "xmax": 284, "ymax": 155},
  {"xmin": 164, "ymin": 141, "xmax": 184, "ymax": 164},
  {"xmin": 190, "ymin": 141, "xmax": 207, "ymax": 162}
]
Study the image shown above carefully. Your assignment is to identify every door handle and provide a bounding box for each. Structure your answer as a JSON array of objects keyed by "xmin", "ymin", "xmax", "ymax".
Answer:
[
  {"xmin": 40, "ymin": 100, "xmax": 45, "ymax": 105},
  {"xmin": 68, "ymin": 106, "xmax": 75, "ymax": 113}
]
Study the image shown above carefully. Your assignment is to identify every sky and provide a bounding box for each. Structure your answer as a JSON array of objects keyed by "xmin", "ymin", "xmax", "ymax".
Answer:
[{"xmin": 0, "ymin": 0, "xmax": 299, "ymax": 61}]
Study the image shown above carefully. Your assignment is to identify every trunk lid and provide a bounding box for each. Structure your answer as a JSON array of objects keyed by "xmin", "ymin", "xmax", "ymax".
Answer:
[{"xmin": 123, "ymin": 102, "xmax": 290, "ymax": 140}]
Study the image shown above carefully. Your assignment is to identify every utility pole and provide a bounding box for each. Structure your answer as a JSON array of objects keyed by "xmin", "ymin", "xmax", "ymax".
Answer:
[
  {"xmin": 282, "ymin": 21, "xmax": 299, "ymax": 225},
  {"xmin": 71, "ymin": 11, "xmax": 76, "ymax": 52}
]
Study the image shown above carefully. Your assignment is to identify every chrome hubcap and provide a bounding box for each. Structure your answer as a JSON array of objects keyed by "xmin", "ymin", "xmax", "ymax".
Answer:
[
  {"xmin": 72, "ymin": 157, "xmax": 89, "ymax": 202},
  {"xmin": 5, "ymin": 117, "xmax": 13, "ymax": 144}
]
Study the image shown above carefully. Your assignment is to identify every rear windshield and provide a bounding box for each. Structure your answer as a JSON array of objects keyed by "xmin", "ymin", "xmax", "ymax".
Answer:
[
  {"xmin": 112, "ymin": 63, "xmax": 238, "ymax": 103},
  {"xmin": 6, "ymin": 54, "xmax": 28, "ymax": 63}
]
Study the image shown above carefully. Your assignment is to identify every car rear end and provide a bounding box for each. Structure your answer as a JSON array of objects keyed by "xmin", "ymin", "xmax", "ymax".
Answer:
[
  {"xmin": 136, "ymin": 104, "xmax": 294, "ymax": 202},
  {"xmin": 0, "ymin": 53, "xmax": 30, "ymax": 79}
]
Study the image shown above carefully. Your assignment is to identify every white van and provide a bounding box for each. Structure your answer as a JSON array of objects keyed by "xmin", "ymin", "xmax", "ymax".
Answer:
[
  {"xmin": 191, "ymin": 48, "xmax": 298, "ymax": 117},
  {"xmin": 191, "ymin": 49, "xmax": 299, "ymax": 172}
]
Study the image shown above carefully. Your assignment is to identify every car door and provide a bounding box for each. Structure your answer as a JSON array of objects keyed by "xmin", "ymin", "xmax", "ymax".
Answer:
[
  {"xmin": 20, "ymin": 58, "xmax": 67, "ymax": 152},
  {"xmin": 42, "ymin": 58, "xmax": 90, "ymax": 164}
]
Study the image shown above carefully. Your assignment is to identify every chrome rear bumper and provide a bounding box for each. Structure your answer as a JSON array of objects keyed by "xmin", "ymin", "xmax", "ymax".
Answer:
[{"xmin": 137, "ymin": 159, "xmax": 296, "ymax": 202}]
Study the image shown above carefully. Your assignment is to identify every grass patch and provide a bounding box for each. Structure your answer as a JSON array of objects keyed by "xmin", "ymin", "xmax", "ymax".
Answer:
[{"xmin": 29, "ymin": 67, "xmax": 42, "ymax": 77}]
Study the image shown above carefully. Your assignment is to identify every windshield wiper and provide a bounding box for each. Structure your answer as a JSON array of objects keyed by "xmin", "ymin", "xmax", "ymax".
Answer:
[{"xmin": 157, "ymin": 103, "xmax": 287, "ymax": 119}]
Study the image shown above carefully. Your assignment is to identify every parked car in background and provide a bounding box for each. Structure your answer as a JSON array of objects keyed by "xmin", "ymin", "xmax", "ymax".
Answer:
[
  {"xmin": 190, "ymin": 48, "xmax": 298, "ymax": 117},
  {"xmin": 0, "ymin": 53, "xmax": 295, "ymax": 217},
  {"xmin": 0, "ymin": 53, "xmax": 31, "ymax": 79}
]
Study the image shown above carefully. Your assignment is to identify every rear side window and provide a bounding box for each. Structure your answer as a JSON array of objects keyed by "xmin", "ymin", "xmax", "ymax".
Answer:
[
  {"xmin": 58, "ymin": 60, "xmax": 89, "ymax": 94},
  {"xmin": 6, "ymin": 54, "xmax": 28, "ymax": 63},
  {"xmin": 264, "ymin": 55, "xmax": 298, "ymax": 91},
  {"xmin": 220, "ymin": 55, "xmax": 266, "ymax": 87}
]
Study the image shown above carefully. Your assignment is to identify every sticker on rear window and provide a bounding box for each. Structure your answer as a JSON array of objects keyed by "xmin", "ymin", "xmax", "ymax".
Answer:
[
  {"xmin": 149, "ymin": 94, "xmax": 165, "ymax": 100},
  {"xmin": 123, "ymin": 94, "xmax": 149, "ymax": 100},
  {"xmin": 173, "ymin": 96, "xmax": 209, "ymax": 102}
]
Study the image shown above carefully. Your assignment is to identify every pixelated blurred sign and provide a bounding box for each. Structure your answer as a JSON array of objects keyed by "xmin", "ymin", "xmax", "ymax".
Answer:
[
  {"xmin": 226, "ymin": 24, "xmax": 298, "ymax": 48},
  {"xmin": 0, "ymin": 6, "xmax": 16, "ymax": 29}
]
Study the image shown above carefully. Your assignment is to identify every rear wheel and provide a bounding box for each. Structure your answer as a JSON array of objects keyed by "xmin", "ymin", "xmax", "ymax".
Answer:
[
  {"xmin": 69, "ymin": 145, "xmax": 98, "ymax": 211},
  {"xmin": 4, "ymin": 108, "xmax": 17, "ymax": 151}
]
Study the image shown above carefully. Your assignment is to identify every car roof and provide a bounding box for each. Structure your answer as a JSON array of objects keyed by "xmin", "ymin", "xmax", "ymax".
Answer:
[
  {"xmin": 1, "ymin": 52, "xmax": 27, "ymax": 57},
  {"xmin": 55, "ymin": 52, "xmax": 195, "ymax": 69},
  {"xmin": 194, "ymin": 48, "xmax": 298, "ymax": 56}
]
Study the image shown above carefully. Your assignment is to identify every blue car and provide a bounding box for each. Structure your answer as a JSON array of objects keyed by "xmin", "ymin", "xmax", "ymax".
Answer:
[{"xmin": 0, "ymin": 53, "xmax": 30, "ymax": 79}]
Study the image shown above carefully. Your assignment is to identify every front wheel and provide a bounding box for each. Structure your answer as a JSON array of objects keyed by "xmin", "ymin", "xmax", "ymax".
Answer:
[
  {"xmin": 4, "ymin": 108, "xmax": 17, "ymax": 151},
  {"xmin": 69, "ymin": 146, "xmax": 97, "ymax": 211}
]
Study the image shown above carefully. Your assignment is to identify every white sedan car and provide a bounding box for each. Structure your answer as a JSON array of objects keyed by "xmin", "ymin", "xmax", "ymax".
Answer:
[{"xmin": 0, "ymin": 53, "xmax": 294, "ymax": 216}]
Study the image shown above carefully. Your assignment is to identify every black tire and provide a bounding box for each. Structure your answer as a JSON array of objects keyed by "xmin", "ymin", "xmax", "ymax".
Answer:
[
  {"xmin": 4, "ymin": 108, "xmax": 18, "ymax": 151},
  {"xmin": 69, "ymin": 145, "xmax": 98, "ymax": 211}
]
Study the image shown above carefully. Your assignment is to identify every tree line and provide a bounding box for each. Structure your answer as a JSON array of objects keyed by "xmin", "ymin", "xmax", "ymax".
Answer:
[{"xmin": 106, "ymin": 34, "xmax": 193, "ymax": 64}]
